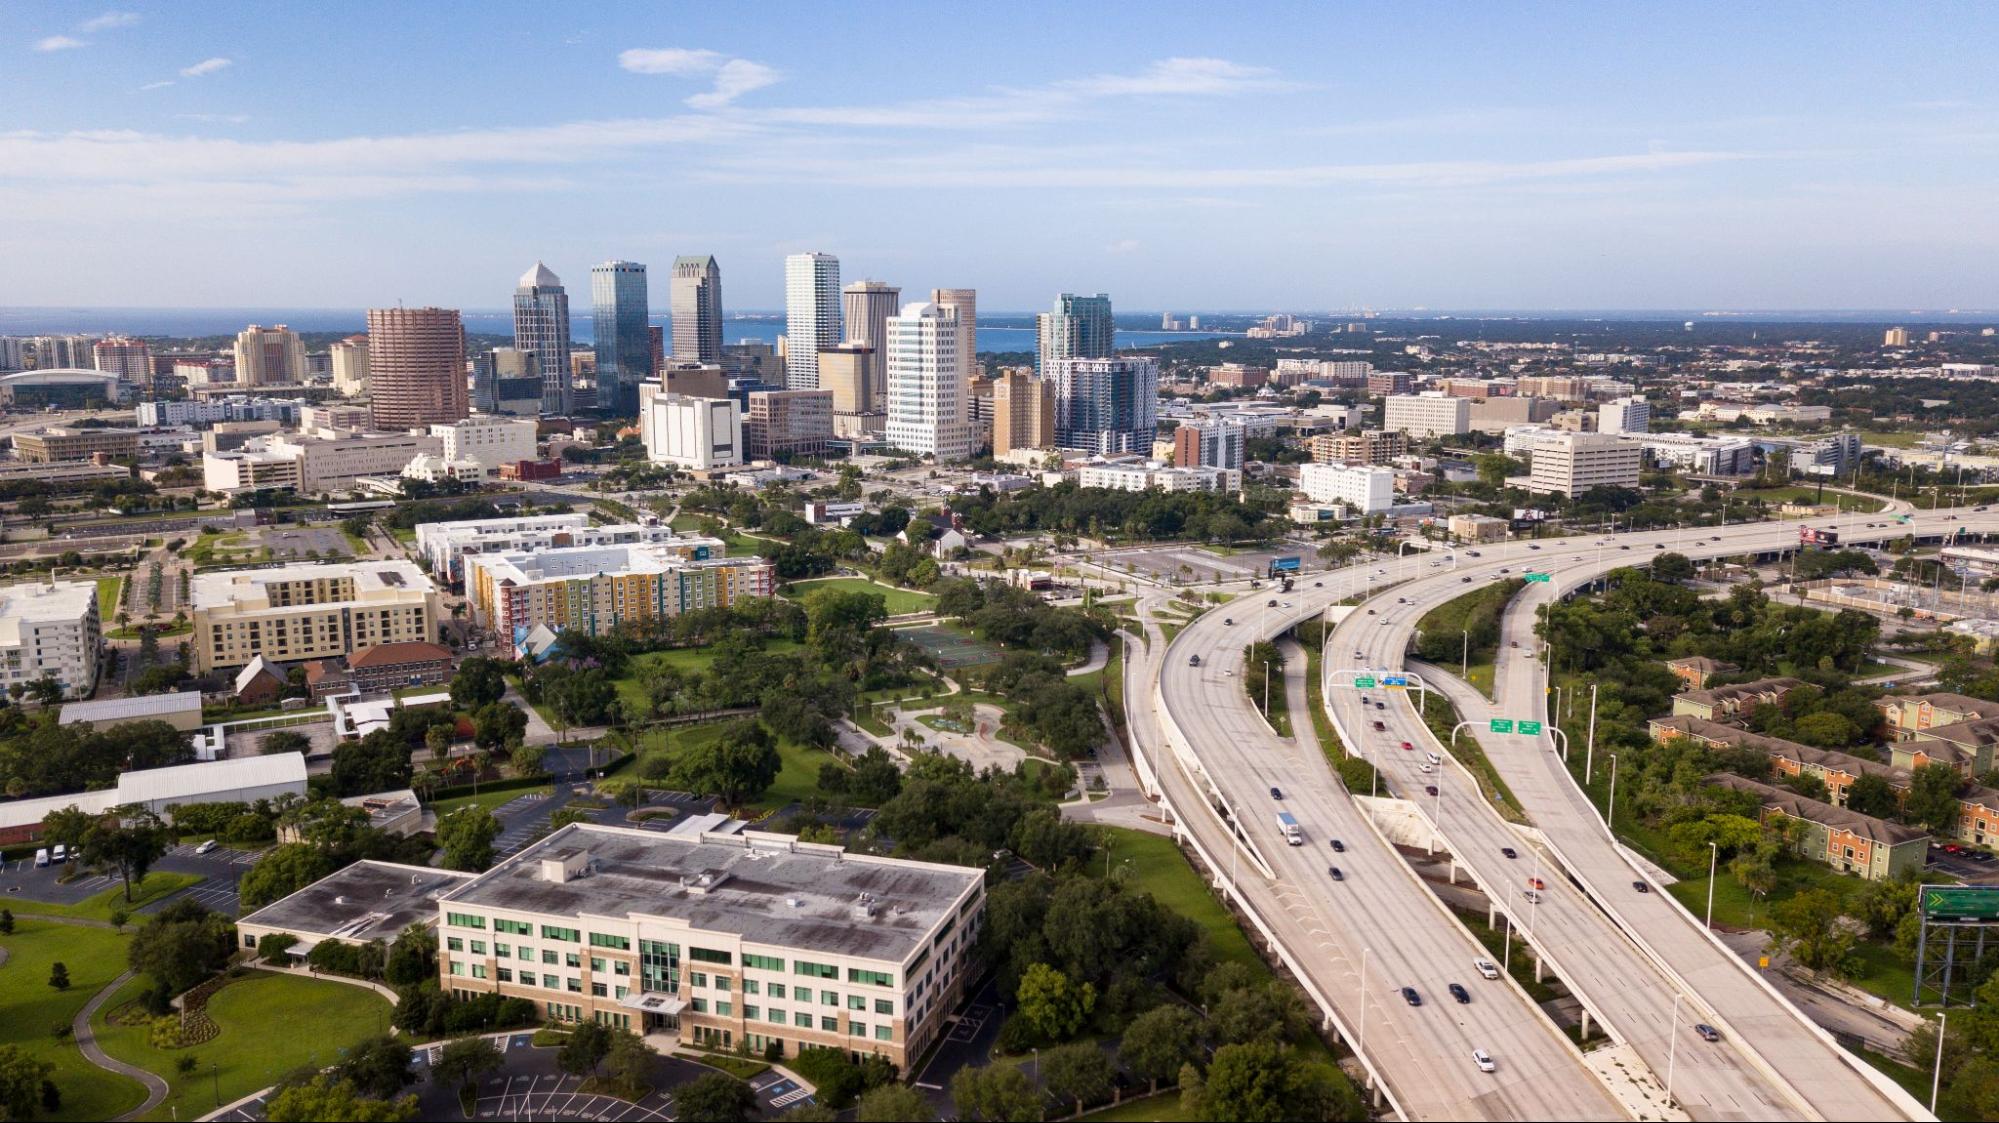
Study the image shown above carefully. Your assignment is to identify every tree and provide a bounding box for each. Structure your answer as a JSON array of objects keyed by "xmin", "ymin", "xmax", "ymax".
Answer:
[
  {"xmin": 437, "ymin": 806, "xmax": 501, "ymax": 872},
  {"xmin": 602, "ymin": 1030, "xmax": 656, "ymax": 1095},
  {"xmin": 1041, "ymin": 1041, "xmax": 1114, "ymax": 1115},
  {"xmin": 1189, "ymin": 1040, "xmax": 1360, "ymax": 1123},
  {"xmin": 1650, "ymin": 552, "xmax": 1696, "ymax": 583},
  {"xmin": 1770, "ymin": 888, "xmax": 1860, "ymax": 976},
  {"xmin": 425, "ymin": 725, "xmax": 454, "ymax": 762},
  {"xmin": 1905, "ymin": 763, "xmax": 1966, "ymax": 834},
  {"xmin": 47, "ymin": 962, "xmax": 69, "ymax": 990},
  {"xmin": 949, "ymin": 1063, "xmax": 1042, "ymax": 1123},
  {"xmin": 1119, "ymin": 1004, "xmax": 1203, "ymax": 1091},
  {"xmin": 669, "ymin": 719, "xmax": 781, "ymax": 807},
  {"xmin": 262, "ymin": 730, "xmax": 311, "ymax": 756},
  {"xmin": 673, "ymin": 1072, "xmax": 758, "ymax": 1123},
  {"xmin": 556, "ymin": 1020, "xmax": 612, "ymax": 1077},
  {"xmin": 1015, "ymin": 962, "xmax": 1096, "ymax": 1041},
  {"xmin": 1791, "ymin": 711, "xmax": 1861, "ymax": 749},
  {"xmin": 335, "ymin": 1036, "xmax": 415, "ymax": 1100},
  {"xmin": 854, "ymin": 1083, "xmax": 938, "ymax": 1123},
  {"xmin": 266, "ymin": 1074, "xmax": 419, "ymax": 1122},
  {"xmin": 1210, "ymin": 981, "xmax": 1311, "ymax": 1047},
  {"xmin": 450, "ymin": 657, "xmax": 509, "ymax": 709},
  {"xmin": 128, "ymin": 898, "xmax": 234, "ymax": 998},
  {"xmin": 510, "ymin": 743, "xmax": 547, "ymax": 779},
  {"xmin": 239, "ymin": 844, "xmax": 338, "ymax": 909},
  {"xmin": 1845, "ymin": 772, "xmax": 1900, "ymax": 819},
  {"xmin": 432, "ymin": 1036, "xmax": 503, "ymax": 1096},
  {"xmin": 80, "ymin": 805, "xmax": 172, "ymax": 901},
  {"xmin": 473, "ymin": 701, "xmax": 529, "ymax": 750},
  {"xmin": 0, "ymin": 1045, "xmax": 55, "ymax": 1122},
  {"xmin": 0, "ymin": 909, "xmax": 12, "ymax": 935}
]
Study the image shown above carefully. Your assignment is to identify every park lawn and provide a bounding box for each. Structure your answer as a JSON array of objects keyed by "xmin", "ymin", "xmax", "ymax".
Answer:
[
  {"xmin": 634, "ymin": 720, "xmax": 838, "ymax": 812},
  {"xmin": 13, "ymin": 872, "xmax": 202, "ymax": 923},
  {"xmin": 783, "ymin": 576, "xmax": 938, "ymax": 615},
  {"xmin": 94, "ymin": 969, "xmax": 394, "ymax": 1122},
  {"xmin": 1731, "ymin": 485, "xmax": 1882, "ymax": 513},
  {"xmin": 95, "ymin": 576, "xmax": 123, "ymax": 621},
  {"xmin": 610, "ymin": 640, "xmax": 806, "ymax": 715},
  {"xmin": 387, "ymin": 526, "xmax": 416, "ymax": 544},
  {"xmin": 428, "ymin": 784, "xmax": 553, "ymax": 818},
  {"xmin": 1077, "ymin": 1091, "xmax": 1198, "ymax": 1121},
  {"xmin": 0, "ymin": 917, "xmax": 150, "ymax": 1122},
  {"xmin": 1856, "ymin": 430, "xmax": 1928, "ymax": 450},
  {"xmin": 1102, "ymin": 829, "xmax": 1262, "ymax": 972}
]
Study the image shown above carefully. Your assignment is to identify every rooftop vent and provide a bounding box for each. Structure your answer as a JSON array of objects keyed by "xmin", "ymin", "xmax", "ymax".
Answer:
[{"xmin": 851, "ymin": 893, "xmax": 879, "ymax": 920}]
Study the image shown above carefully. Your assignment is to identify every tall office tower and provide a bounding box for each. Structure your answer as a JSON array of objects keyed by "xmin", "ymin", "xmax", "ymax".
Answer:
[
  {"xmin": 649, "ymin": 325, "xmax": 665, "ymax": 377},
  {"xmin": 1034, "ymin": 293, "xmax": 1114, "ymax": 375},
  {"xmin": 783, "ymin": 252, "xmax": 842, "ymax": 390},
  {"xmin": 1598, "ymin": 395, "xmax": 1651, "ymax": 436},
  {"xmin": 367, "ymin": 307, "xmax": 467, "ymax": 430},
  {"xmin": 991, "ymin": 369, "xmax": 1054, "ymax": 457},
  {"xmin": 29, "ymin": 335, "xmax": 95, "ymax": 370},
  {"xmin": 885, "ymin": 301, "xmax": 972, "ymax": 461},
  {"xmin": 513, "ymin": 262, "xmax": 573, "ymax": 415},
  {"xmin": 92, "ymin": 337, "xmax": 152, "ymax": 384},
  {"xmin": 475, "ymin": 347, "xmax": 544, "ymax": 416},
  {"xmin": 1048, "ymin": 356, "xmax": 1159, "ymax": 455},
  {"xmin": 817, "ymin": 342, "xmax": 875, "ymax": 415},
  {"xmin": 233, "ymin": 324, "xmax": 307, "ymax": 386},
  {"xmin": 330, "ymin": 335, "xmax": 371, "ymax": 396},
  {"xmin": 930, "ymin": 288, "xmax": 977, "ymax": 385},
  {"xmin": 589, "ymin": 260, "xmax": 650, "ymax": 415},
  {"xmin": 0, "ymin": 338, "xmax": 26, "ymax": 372},
  {"xmin": 841, "ymin": 280, "xmax": 899, "ymax": 408},
  {"xmin": 670, "ymin": 255, "xmax": 724, "ymax": 363}
]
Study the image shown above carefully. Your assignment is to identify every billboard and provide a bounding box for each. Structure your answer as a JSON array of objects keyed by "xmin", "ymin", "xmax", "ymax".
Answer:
[
  {"xmin": 1269, "ymin": 555, "xmax": 1302, "ymax": 574},
  {"xmin": 1799, "ymin": 526, "xmax": 1840, "ymax": 547},
  {"xmin": 1922, "ymin": 886, "xmax": 1999, "ymax": 921}
]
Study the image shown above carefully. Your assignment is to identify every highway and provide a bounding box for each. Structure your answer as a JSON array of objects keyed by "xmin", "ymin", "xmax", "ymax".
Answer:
[
  {"xmin": 1150, "ymin": 506, "xmax": 1972, "ymax": 1120},
  {"xmin": 1320, "ymin": 510, "xmax": 1974, "ymax": 1120},
  {"xmin": 1153, "ymin": 589, "xmax": 1633, "ymax": 1118}
]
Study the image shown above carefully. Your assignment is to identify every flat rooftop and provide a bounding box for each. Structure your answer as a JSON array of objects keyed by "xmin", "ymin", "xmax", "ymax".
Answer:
[
  {"xmin": 238, "ymin": 860, "xmax": 477, "ymax": 945},
  {"xmin": 0, "ymin": 580, "xmax": 97, "ymax": 626},
  {"xmin": 192, "ymin": 559, "xmax": 433, "ymax": 609},
  {"xmin": 442, "ymin": 824, "xmax": 982, "ymax": 962}
]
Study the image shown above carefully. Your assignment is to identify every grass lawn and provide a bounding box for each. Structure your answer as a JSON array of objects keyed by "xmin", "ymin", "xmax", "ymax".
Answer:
[
  {"xmin": 1102, "ymin": 829, "xmax": 1262, "ymax": 972},
  {"xmin": 111, "ymin": 621, "xmax": 193, "ymax": 641},
  {"xmin": 636, "ymin": 720, "xmax": 839, "ymax": 812},
  {"xmin": 1856, "ymin": 430, "xmax": 1929, "ymax": 450},
  {"xmin": 95, "ymin": 576, "xmax": 123, "ymax": 621},
  {"xmin": 0, "ymin": 917, "xmax": 149, "ymax": 1122},
  {"xmin": 611, "ymin": 640, "xmax": 806, "ymax": 715},
  {"xmin": 1416, "ymin": 691, "xmax": 1528, "ymax": 825},
  {"xmin": 428, "ymin": 784, "xmax": 553, "ymax": 818},
  {"xmin": 1731, "ymin": 485, "xmax": 1882, "ymax": 513},
  {"xmin": 13, "ymin": 872, "xmax": 202, "ymax": 923},
  {"xmin": 95, "ymin": 969, "xmax": 394, "ymax": 1122},
  {"xmin": 782, "ymin": 576, "xmax": 937, "ymax": 615},
  {"xmin": 1078, "ymin": 1091, "xmax": 1197, "ymax": 1121}
]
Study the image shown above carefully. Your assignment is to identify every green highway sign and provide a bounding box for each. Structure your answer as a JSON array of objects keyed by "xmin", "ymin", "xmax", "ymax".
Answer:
[
  {"xmin": 1922, "ymin": 886, "xmax": 1999, "ymax": 921},
  {"xmin": 1489, "ymin": 719, "xmax": 1514, "ymax": 733},
  {"xmin": 1524, "ymin": 572, "xmax": 1551, "ymax": 583},
  {"xmin": 1354, "ymin": 676, "xmax": 1377, "ymax": 689},
  {"xmin": 1518, "ymin": 720, "xmax": 1543, "ymax": 735}
]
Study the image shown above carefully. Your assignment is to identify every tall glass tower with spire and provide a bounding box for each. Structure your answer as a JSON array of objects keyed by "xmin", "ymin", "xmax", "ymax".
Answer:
[
  {"xmin": 590, "ymin": 260, "xmax": 649, "ymax": 415},
  {"xmin": 513, "ymin": 262, "xmax": 573, "ymax": 415}
]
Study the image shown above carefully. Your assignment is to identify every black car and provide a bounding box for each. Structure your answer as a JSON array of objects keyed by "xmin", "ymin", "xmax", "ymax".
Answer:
[
  {"xmin": 1633, "ymin": 880, "xmax": 1650, "ymax": 893},
  {"xmin": 1461, "ymin": 576, "xmax": 1473, "ymax": 583},
  {"xmin": 1447, "ymin": 983, "xmax": 1471, "ymax": 1004},
  {"xmin": 1330, "ymin": 839, "xmax": 1345, "ymax": 852},
  {"xmin": 1425, "ymin": 785, "xmax": 1439, "ymax": 797},
  {"xmin": 1270, "ymin": 786, "xmax": 1282, "ymax": 799},
  {"xmin": 1694, "ymin": 1023, "xmax": 1721, "ymax": 1042},
  {"xmin": 1328, "ymin": 866, "xmax": 1345, "ymax": 881},
  {"xmin": 1500, "ymin": 847, "xmax": 1518, "ymax": 859},
  {"xmin": 1267, "ymin": 599, "xmax": 1277, "ymax": 607},
  {"xmin": 1401, "ymin": 986, "xmax": 1422, "ymax": 1006}
]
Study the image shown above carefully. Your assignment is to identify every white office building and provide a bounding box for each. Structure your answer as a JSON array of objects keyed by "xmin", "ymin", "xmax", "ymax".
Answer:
[
  {"xmin": 1524, "ymin": 432, "xmax": 1643, "ymax": 497},
  {"xmin": 1077, "ymin": 462, "xmax": 1237, "ymax": 493},
  {"xmin": 885, "ymin": 302, "xmax": 973, "ymax": 462},
  {"xmin": 1383, "ymin": 393, "xmax": 1471, "ymax": 438},
  {"xmin": 1297, "ymin": 463, "xmax": 1396, "ymax": 514},
  {"xmin": 1636, "ymin": 433, "xmax": 1756, "ymax": 475},
  {"xmin": 430, "ymin": 415, "xmax": 538, "ymax": 472},
  {"xmin": 415, "ymin": 513, "xmax": 725, "ymax": 584},
  {"xmin": 0, "ymin": 580, "xmax": 100, "ymax": 699},
  {"xmin": 1599, "ymin": 395, "xmax": 1652, "ymax": 435},
  {"xmin": 641, "ymin": 386, "xmax": 742, "ymax": 470},
  {"xmin": 784, "ymin": 253, "xmax": 842, "ymax": 391}
]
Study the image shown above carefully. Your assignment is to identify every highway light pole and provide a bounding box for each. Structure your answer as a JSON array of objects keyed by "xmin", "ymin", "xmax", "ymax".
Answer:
[
  {"xmin": 1607, "ymin": 753, "xmax": 1620, "ymax": 828},
  {"xmin": 1460, "ymin": 629, "xmax": 1469, "ymax": 679},
  {"xmin": 1666, "ymin": 993, "xmax": 1684, "ymax": 1107},
  {"xmin": 1359, "ymin": 946, "xmax": 1372, "ymax": 1060},
  {"xmin": 1933, "ymin": 1011, "xmax": 1948, "ymax": 1115},
  {"xmin": 1706, "ymin": 841, "xmax": 1719, "ymax": 930},
  {"xmin": 1585, "ymin": 683, "xmax": 1599, "ymax": 782}
]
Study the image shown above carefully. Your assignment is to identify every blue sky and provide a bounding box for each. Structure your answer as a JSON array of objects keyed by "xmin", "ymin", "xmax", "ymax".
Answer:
[{"xmin": 4, "ymin": 1, "xmax": 1997, "ymax": 311}]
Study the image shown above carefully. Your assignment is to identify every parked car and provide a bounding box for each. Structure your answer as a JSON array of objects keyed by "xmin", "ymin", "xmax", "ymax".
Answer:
[{"xmin": 195, "ymin": 839, "xmax": 218, "ymax": 855}]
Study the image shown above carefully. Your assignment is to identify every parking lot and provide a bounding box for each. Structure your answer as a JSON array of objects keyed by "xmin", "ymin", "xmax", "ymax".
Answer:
[
  {"xmin": 265, "ymin": 527, "xmax": 351, "ymax": 559},
  {"xmin": 1931, "ymin": 844, "xmax": 1999, "ymax": 883},
  {"xmin": 397, "ymin": 1033, "xmax": 811, "ymax": 1121}
]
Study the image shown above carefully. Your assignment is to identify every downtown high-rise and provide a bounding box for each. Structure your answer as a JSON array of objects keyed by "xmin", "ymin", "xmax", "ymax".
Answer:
[
  {"xmin": 513, "ymin": 262, "xmax": 572, "ymax": 415},
  {"xmin": 590, "ymin": 261, "xmax": 650, "ymax": 415},
  {"xmin": 784, "ymin": 252, "xmax": 842, "ymax": 390},
  {"xmin": 840, "ymin": 280, "xmax": 899, "ymax": 410},
  {"xmin": 1049, "ymin": 356, "xmax": 1158, "ymax": 455},
  {"xmin": 930, "ymin": 288, "xmax": 978, "ymax": 386},
  {"xmin": 367, "ymin": 307, "xmax": 468, "ymax": 430},
  {"xmin": 885, "ymin": 300, "xmax": 972, "ymax": 462},
  {"xmin": 1035, "ymin": 293, "xmax": 1115, "ymax": 375},
  {"xmin": 670, "ymin": 255, "xmax": 724, "ymax": 363}
]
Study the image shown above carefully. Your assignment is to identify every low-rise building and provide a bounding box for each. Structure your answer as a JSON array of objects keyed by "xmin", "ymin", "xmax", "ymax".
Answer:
[
  {"xmin": 238, "ymin": 861, "xmax": 477, "ymax": 957},
  {"xmin": 0, "ymin": 580, "xmax": 101, "ymax": 699},
  {"xmin": 192, "ymin": 560, "xmax": 438, "ymax": 674},
  {"xmin": 13, "ymin": 426, "xmax": 139, "ymax": 462},
  {"xmin": 1446, "ymin": 514, "xmax": 1509, "ymax": 544},
  {"xmin": 465, "ymin": 543, "xmax": 774, "ymax": 643},
  {"xmin": 1297, "ymin": 463, "xmax": 1396, "ymax": 514},
  {"xmin": 415, "ymin": 513, "xmax": 725, "ymax": 584},
  {"xmin": 1670, "ymin": 676, "xmax": 1803, "ymax": 723},
  {"xmin": 1075, "ymin": 463, "xmax": 1237, "ymax": 493},
  {"xmin": 431, "ymin": 415, "xmax": 540, "ymax": 474},
  {"xmin": 1310, "ymin": 429, "xmax": 1406, "ymax": 466},
  {"xmin": 433, "ymin": 823, "xmax": 984, "ymax": 1066},
  {"xmin": 346, "ymin": 642, "xmax": 455, "ymax": 694},
  {"xmin": 59, "ymin": 691, "xmax": 205, "ymax": 733},
  {"xmin": 1875, "ymin": 693, "xmax": 1999, "ymax": 735},
  {"xmin": 1652, "ymin": 715, "xmax": 1909, "ymax": 806},
  {"xmin": 1664, "ymin": 656, "xmax": 1739, "ymax": 691},
  {"xmin": 1707, "ymin": 774, "xmax": 1927, "ymax": 881},
  {"xmin": 1383, "ymin": 394, "xmax": 1470, "ymax": 438},
  {"xmin": 1523, "ymin": 431, "xmax": 1642, "ymax": 497}
]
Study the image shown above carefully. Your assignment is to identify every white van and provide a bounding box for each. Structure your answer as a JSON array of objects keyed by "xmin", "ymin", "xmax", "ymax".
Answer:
[
  {"xmin": 33, "ymin": 848, "xmax": 49, "ymax": 868},
  {"xmin": 50, "ymin": 844, "xmax": 67, "ymax": 864},
  {"xmin": 1473, "ymin": 957, "xmax": 1501, "ymax": 980}
]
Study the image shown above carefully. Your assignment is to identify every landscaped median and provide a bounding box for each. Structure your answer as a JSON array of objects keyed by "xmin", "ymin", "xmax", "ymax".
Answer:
[{"xmin": 1410, "ymin": 577, "xmax": 1525, "ymax": 700}]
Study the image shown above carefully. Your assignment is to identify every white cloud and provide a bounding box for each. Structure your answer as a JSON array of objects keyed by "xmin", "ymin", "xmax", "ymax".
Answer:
[
  {"xmin": 180, "ymin": 57, "xmax": 232, "ymax": 78},
  {"xmin": 176, "ymin": 113, "xmax": 250, "ymax": 125},
  {"xmin": 139, "ymin": 80, "xmax": 174, "ymax": 91},
  {"xmin": 619, "ymin": 47, "xmax": 779, "ymax": 108},
  {"xmin": 1059, "ymin": 57, "xmax": 1290, "ymax": 97},
  {"xmin": 35, "ymin": 35, "xmax": 86, "ymax": 52},
  {"xmin": 80, "ymin": 11, "xmax": 141, "ymax": 32},
  {"xmin": 1106, "ymin": 239, "xmax": 1142, "ymax": 254}
]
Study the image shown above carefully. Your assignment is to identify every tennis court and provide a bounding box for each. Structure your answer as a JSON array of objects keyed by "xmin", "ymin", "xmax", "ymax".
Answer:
[{"xmin": 898, "ymin": 624, "xmax": 1003, "ymax": 668}]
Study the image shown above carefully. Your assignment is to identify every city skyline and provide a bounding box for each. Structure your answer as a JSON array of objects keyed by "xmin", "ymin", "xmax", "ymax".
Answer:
[{"xmin": 8, "ymin": 1, "xmax": 1999, "ymax": 311}]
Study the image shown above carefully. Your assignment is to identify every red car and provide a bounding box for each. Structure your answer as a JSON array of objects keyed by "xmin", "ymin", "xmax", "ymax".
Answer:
[
  {"xmin": 1400, "ymin": 741, "xmax": 1414, "ymax": 751},
  {"xmin": 1527, "ymin": 877, "xmax": 1547, "ymax": 891}
]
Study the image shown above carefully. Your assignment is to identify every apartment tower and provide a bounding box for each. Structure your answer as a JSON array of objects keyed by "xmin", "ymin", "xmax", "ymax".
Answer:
[{"xmin": 367, "ymin": 307, "xmax": 468, "ymax": 430}]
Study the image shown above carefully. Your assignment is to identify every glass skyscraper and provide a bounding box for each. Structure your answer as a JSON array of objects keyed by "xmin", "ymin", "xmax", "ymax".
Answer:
[
  {"xmin": 784, "ymin": 252, "xmax": 842, "ymax": 390},
  {"xmin": 670, "ymin": 256, "xmax": 724, "ymax": 364},
  {"xmin": 1049, "ymin": 356, "xmax": 1158, "ymax": 455},
  {"xmin": 513, "ymin": 262, "xmax": 573, "ymax": 415},
  {"xmin": 1034, "ymin": 292, "xmax": 1115, "ymax": 376},
  {"xmin": 591, "ymin": 260, "xmax": 650, "ymax": 415}
]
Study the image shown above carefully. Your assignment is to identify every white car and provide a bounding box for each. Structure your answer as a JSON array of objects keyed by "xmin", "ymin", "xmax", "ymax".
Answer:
[
  {"xmin": 195, "ymin": 839, "xmax": 218, "ymax": 855},
  {"xmin": 1473, "ymin": 958, "xmax": 1501, "ymax": 979},
  {"xmin": 1473, "ymin": 1049, "xmax": 1496, "ymax": 1073},
  {"xmin": 1419, "ymin": 763, "xmax": 1435, "ymax": 774}
]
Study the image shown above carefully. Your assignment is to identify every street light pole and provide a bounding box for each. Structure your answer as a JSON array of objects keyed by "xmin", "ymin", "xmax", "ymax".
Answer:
[
  {"xmin": 1666, "ymin": 993, "xmax": 1684, "ymax": 1106},
  {"xmin": 1585, "ymin": 682, "xmax": 1599, "ymax": 782},
  {"xmin": 1706, "ymin": 841, "xmax": 1719, "ymax": 929},
  {"xmin": 1934, "ymin": 1011, "xmax": 1949, "ymax": 1115},
  {"xmin": 1607, "ymin": 754, "xmax": 1619, "ymax": 827},
  {"xmin": 1461, "ymin": 628, "xmax": 1469, "ymax": 679},
  {"xmin": 1359, "ymin": 946, "xmax": 1372, "ymax": 1060}
]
